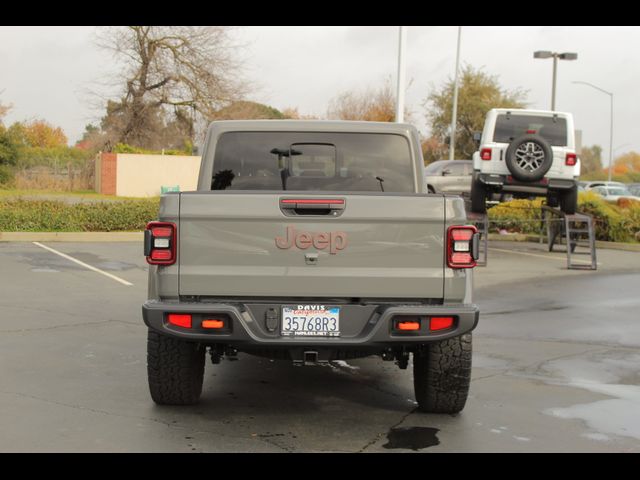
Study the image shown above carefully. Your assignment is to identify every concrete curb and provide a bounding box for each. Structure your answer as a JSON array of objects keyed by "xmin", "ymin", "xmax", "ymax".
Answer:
[
  {"xmin": 0, "ymin": 232, "xmax": 143, "ymax": 242},
  {"xmin": 488, "ymin": 233, "xmax": 640, "ymax": 252}
]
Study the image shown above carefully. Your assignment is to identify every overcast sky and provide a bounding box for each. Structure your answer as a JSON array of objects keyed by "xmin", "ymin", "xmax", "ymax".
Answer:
[{"xmin": 1, "ymin": 26, "xmax": 638, "ymax": 166}]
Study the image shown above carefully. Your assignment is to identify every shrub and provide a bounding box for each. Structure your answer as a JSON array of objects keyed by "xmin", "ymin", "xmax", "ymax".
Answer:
[
  {"xmin": 487, "ymin": 192, "xmax": 640, "ymax": 243},
  {"xmin": 578, "ymin": 191, "xmax": 640, "ymax": 242},
  {"xmin": 488, "ymin": 198, "xmax": 544, "ymax": 234},
  {"xmin": 0, "ymin": 165, "xmax": 15, "ymax": 186},
  {"xmin": 0, "ymin": 198, "xmax": 160, "ymax": 232}
]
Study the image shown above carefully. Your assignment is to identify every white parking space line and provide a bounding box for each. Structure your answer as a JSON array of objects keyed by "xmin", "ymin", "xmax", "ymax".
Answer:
[
  {"xmin": 489, "ymin": 247, "xmax": 600, "ymax": 266},
  {"xmin": 32, "ymin": 242, "xmax": 134, "ymax": 286},
  {"xmin": 489, "ymin": 247, "xmax": 566, "ymax": 261}
]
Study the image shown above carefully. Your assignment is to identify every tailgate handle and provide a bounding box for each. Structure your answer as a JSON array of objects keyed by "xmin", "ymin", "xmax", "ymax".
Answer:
[{"xmin": 280, "ymin": 198, "xmax": 345, "ymax": 217}]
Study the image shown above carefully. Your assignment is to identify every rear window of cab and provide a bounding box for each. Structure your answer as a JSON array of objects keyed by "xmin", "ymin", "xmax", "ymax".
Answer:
[
  {"xmin": 493, "ymin": 114, "xmax": 568, "ymax": 147},
  {"xmin": 211, "ymin": 131, "xmax": 415, "ymax": 192}
]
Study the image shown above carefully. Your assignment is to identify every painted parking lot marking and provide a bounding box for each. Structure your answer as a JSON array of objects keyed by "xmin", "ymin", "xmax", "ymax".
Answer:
[
  {"xmin": 32, "ymin": 242, "xmax": 133, "ymax": 286},
  {"xmin": 489, "ymin": 247, "xmax": 601, "ymax": 266}
]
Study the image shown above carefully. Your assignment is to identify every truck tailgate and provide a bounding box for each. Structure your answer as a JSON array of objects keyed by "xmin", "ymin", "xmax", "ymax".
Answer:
[{"xmin": 178, "ymin": 193, "xmax": 445, "ymax": 299}]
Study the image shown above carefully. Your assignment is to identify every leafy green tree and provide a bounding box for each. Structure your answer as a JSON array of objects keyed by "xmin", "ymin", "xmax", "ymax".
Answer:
[
  {"xmin": 0, "ymin": 127, "xmax": 18, "ymax": 166},
  {"xmin": 580, "ymin": 145, "xmax": 603, "ymax": 174},
  {"xmin": 424, "ymin": 64, "xmax": 528, "ymax": 159}
]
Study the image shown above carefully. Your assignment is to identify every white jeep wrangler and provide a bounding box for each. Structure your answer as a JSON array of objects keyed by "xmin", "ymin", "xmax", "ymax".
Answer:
[{"xmin": 470, "ymin": 108, "xmax": 580, "ymax": 214}]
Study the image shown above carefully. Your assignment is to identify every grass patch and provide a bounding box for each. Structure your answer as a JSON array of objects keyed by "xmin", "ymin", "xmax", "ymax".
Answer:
[{"xmin": 0, "ymin": 188, "xmax": 144, "ymax": 201}]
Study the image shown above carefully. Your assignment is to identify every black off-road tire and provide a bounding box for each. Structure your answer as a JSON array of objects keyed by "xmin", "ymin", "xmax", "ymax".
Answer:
[
  {"xmin": 505, "ymin": 134, "xmax": 553, "ymax": 182},
  {"xmin": 559, "ymin": 185, "xmax": 578, "ymax": 215},
  {"xmin": 413, "ymin": 333, "xmax": 472, "ymax": 414},
  {"xmin": 147, "ymin": 329, "xmax": 205, "ymax": 405},
  {"xmin": 470, "ymin": 178, "xmax": 487, "ymax": 214}
]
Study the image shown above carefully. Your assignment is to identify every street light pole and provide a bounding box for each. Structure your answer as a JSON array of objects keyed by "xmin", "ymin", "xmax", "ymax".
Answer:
[
  {"xmin": 395, "ymin": 26, "xmax": 407, "ymax": 123},
  {"xmin": 449, "ymin": 26, "xmax": 462, "ymax": 161},
  {"xmin": 551, "ymin": 55, "xmax": 558, "ymax": 111},
  {"xmin": 534, "ymin": 51, "xmax": 578, "ymax": 111},
  {"xmin": 572, "ymin": 81, "xmax": 614, "ymax": 182}
]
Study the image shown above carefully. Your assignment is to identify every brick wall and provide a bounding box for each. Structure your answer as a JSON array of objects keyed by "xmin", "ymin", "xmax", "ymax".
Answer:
[{"xmin": 100, "ymin": 153, "xmax": 117, "ymax": 195}]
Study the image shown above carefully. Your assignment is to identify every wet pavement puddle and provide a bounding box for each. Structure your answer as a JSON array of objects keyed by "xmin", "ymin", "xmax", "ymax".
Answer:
[{"xmin": 382, "ymin": 426, "xmax": 440, "ymax": 451}]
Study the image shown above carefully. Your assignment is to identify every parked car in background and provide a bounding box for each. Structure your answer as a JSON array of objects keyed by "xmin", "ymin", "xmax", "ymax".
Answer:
[
  {"xmin": 590, "ymin": 185, "xmax": 640, "ymax": 202},
  {"xmin": 627, "ymin": 183, "xmax": 640, "ymax": 196},
  {"xmin": 424, "ymin": 160, "xmax": 472, "ymax": 195},
  {"xmin": 581, "ymin": 181, "xmax": 625, "ymax": 191}
]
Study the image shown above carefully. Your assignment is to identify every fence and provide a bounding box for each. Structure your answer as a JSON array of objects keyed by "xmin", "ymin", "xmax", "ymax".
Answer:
[{"xmin": 14, "ymin": 158, "xmax": 95, "ymax": 191}]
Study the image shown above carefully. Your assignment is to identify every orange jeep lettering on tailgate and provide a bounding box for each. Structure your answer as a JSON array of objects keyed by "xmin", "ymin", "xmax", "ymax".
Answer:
[{"xmin": 275, "ymin": 226, "xmax": 347, "ymax": 254}]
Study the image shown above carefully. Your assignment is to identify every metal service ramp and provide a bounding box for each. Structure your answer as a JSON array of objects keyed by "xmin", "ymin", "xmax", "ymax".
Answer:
[{"xmin": 541, "ymin": 206, "xmax": 597, "ymax": 270}]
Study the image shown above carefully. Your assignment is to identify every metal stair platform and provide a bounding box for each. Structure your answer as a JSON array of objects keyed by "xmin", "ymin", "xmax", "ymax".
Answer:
[{"xmin": 541, "ymin": 206, "xmax": 597, "ymax": 270}]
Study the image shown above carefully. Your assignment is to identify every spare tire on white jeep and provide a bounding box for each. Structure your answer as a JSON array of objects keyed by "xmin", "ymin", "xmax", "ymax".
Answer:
[{"xmin": 505, "ymin": 134, "xmax": 554, "ymax": 182}]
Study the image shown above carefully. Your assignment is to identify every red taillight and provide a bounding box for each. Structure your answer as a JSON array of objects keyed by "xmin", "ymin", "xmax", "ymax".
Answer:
[
  {"xmin": 565, "ymin": 153, "xmax": 577, "ymax": 166},
  {"xmin": 168, "ymin": 313, "xmax": 192, "ymax": 329},
  {"xmin": 281, "ymin": 199, "xmax": 345, "ymax": 205},
  {"xmin": 145, "ymin": 221, "xmax": 176, "ymax": 266},
  {"xmin": 480, "ymin": 148, "xmax": 492, "ymax": 161},
  {"xmin": 430, "ymin": 316, "xmax": 454, "ymax": 331},
  {"xmin": 150, "ymin": 250, "xmax": 172, "ymax": 261},
  {"xmin": 447, "ymin": 226, "xmax": 477, "ymax": 269},
  {"xmin": 151, "ymin": 226, "xmax": 173, "ymax": 237}
]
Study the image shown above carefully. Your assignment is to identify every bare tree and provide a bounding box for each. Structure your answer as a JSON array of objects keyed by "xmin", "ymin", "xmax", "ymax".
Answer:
[
  {"xmin": 95, "ymin": 26, "xmax": 249, "ymax": 148},
  {"xmin": 327, "ymin": 76, "xmax": 409, "ymax": 123}
]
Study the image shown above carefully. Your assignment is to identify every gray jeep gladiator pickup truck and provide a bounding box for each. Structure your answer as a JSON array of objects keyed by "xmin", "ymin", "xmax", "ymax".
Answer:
[{"xmin": 142, "ymin": 120, "xmax": 480, "ymax": 414}]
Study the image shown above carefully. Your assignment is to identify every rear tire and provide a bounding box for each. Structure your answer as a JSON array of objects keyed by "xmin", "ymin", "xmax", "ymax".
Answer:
[
  {"xmin": 559, "ymin": 186, "xmax": 578, "ymax": 215},
  {"xmin": 470, "ymin": 178, "xmax": 487, "ymax": 214},
  {"xmin": 147, "ymin": 329, "xmax": 205, "ymax": 405},
  {"xmin": 413, "ymin": 333, "xmax": 472, "ymax": 414}
]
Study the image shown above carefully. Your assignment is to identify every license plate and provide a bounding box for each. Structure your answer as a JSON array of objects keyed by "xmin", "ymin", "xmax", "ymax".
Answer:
[{"xmin": 281, "ymin": 306, "xmax": 340, "ymax": 337}]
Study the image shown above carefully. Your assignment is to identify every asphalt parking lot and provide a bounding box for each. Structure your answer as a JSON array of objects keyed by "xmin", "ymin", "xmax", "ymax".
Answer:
[{"xmin": 0, "ymin": 239, "xmax": 639, "ymax": 452}]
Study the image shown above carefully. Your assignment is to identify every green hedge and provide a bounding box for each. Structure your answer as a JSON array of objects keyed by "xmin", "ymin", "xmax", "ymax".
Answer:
[
  {"xmin": 0, "ymin": 198, "xmax": 160, "ymax": 232},
  {"xmin": 113, "ymin": 143, "xmax": 192, "ymax": 156},
  {"xmin": 488, "ymin": 192, "xmax": 640, "ymax": 243}
]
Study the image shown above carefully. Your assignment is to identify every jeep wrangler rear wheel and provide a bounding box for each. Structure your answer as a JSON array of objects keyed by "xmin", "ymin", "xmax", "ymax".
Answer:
[
  {"xmin": 470, "ymin": 178, "xmax": 487, "ymax": 214},
  {"xmin": 147, "ymin": 329, "xmax": 205, "ymax": 405},
  {"xmin": 559, "ymin": 185, "xmax": 578, "ymax": 215},
  {"xmin": 413, "ymin": 333, "xmax": 472, "ymax": 414}
]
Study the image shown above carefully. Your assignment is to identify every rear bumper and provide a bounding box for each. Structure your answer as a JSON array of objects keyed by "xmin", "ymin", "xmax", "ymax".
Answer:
[
  {"xmin": 477, "ymin": 173, "xmax": 576, "ymax": 193},
  {"xmin": 142, "ymin": 300, "xmax": 479, "ymax": 348}
]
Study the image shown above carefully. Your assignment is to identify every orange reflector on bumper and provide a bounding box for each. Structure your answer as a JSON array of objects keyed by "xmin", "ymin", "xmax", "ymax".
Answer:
[
  {"xmin": 168, "ymin": 313, "xmax": 192, "ymax": 329},
  {"xmin": 430, "ymin": 316, "xmax": 454, "ymax": 331},
  {"xmin": 202, "ymin": 319, "xmax": 225, "ymax": 329},
  {"xmin": 397, "ymin": 321, "xmax": 421, "ymax": 331}
]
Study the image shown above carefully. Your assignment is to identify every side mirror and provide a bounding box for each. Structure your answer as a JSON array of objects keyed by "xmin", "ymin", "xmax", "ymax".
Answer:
[{"xmin": 442, "ymin": 169, "xmax": 451, "ymax": 176}]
